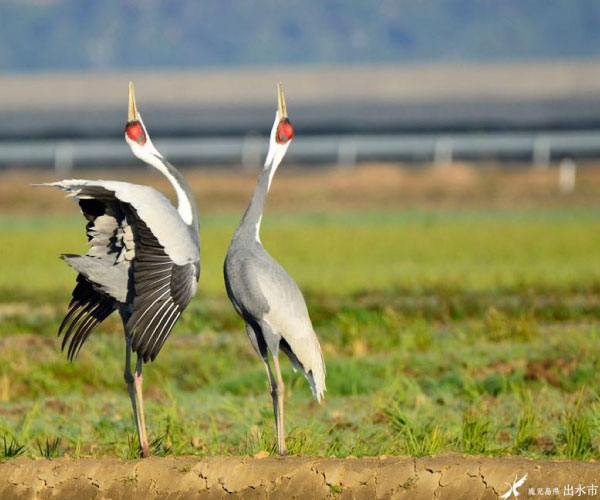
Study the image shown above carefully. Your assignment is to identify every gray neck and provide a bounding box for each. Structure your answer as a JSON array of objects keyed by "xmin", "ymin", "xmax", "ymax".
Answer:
[{"xmin": 233, "ymin": 166, "xmax": 272, "ymax": 243}]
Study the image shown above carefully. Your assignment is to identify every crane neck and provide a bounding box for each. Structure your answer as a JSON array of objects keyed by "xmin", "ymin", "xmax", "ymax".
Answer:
[
  {"xmin": 147, "ymin": 152, "xmax": 199, "ymax": 233},
  {"xmin": 233, "ymin": 164, "xmax": 274, "ymax": 243}
]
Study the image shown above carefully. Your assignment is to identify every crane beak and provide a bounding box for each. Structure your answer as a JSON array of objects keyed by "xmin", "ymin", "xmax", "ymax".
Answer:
[
  {"xmin": 128, "ymin": 81, "xmax": 138, "ymax": 122},
  {"xmin": 277, "ymin": 83, "xmax": 288, "ymax": 119}
]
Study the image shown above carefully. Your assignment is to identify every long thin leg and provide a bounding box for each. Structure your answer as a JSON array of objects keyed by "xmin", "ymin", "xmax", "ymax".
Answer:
[
  {"xmin": 272, "ymin": 355, "xmax": 287, "ymax": 456},
  {"xmin": 124, "ymin": 336, "xmax": 146, "ymax": 456},
  {"xmin": 134, "ymin": 356, "xmax": 150, "ymax": 457},
  {"xmin": 262, "ymin": 358, "xmax": 286, "ymax": 455}
]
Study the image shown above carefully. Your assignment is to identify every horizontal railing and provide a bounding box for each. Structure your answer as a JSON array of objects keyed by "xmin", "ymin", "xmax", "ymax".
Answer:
[{"xmin": 1, "ymin": 130, "xmax": 599, "ymax": 171}]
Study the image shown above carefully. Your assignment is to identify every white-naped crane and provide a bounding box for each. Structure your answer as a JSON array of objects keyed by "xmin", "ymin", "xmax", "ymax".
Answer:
[
  {"xmin": 224, "ymin": 84, "xmax": 326, "ymax": 455},
  {"xmin": 39, "ymin": 82, "xmax": 200, "ymax": 457}
]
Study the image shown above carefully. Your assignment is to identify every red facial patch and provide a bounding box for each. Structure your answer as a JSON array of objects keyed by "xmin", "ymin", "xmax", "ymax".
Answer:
[
  {"xmin": 276, "ymin": 118, "xmax": 294, "ymax": 144},
  {"xmin": 125, "ymin": 121, "xmax": 146, "ymax": 145}
]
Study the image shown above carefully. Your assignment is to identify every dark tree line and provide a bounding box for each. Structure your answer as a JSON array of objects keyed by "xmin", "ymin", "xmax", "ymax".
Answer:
[{"xmin": 0, "ymin": 0, "xmax": 599, "ymax": 71}]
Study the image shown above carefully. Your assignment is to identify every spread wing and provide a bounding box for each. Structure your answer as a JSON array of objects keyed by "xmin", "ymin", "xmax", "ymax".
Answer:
[
  {"xmin": 41, "ymin": 180, "xmax": 199, "ymax": 362},
  {"xmin": 57, "ymin": 197, "xmax": 130, "ymax": 359},
  {"xmin": 59, "ymin": 274, "xmax": 118, "ymax": 360},
  {"xmin": 127, "ymin": 216, "xmax": 198, "ymax": 362}
]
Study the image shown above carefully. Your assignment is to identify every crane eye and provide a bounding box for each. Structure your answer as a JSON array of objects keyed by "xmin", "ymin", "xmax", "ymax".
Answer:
[
  {"xmin": 125, "ymin": 121, "xmax": 146, "ymax": 145},
  {"xmin": 276, "ymin": 118, "xmax": 294, "ymax": 145}
]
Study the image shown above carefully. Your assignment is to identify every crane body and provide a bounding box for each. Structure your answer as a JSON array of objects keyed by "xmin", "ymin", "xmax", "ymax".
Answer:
[
  {"xmin": 224, "ymin": 84, "xmax": 325, "ymax": 455},
  {"xmin": 40, "ymin": 83, "xmax": 200, "ymax": 457}
]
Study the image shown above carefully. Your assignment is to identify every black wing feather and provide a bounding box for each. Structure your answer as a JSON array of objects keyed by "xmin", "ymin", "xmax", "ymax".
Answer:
[
  {"xmin": 59, "ymin": 276, "xmax": 117, "ymax": 360},
  {"xmin": 126, "ymin": 217, "xmax": 197, "ymax": 362},
  {"xmin": 57, "ymin": 195, "xmax": 124, "ymax": 359}
]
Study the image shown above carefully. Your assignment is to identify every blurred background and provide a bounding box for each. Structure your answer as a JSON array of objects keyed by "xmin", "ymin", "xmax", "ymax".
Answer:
[
  {"xmin": 0, "ymin": 0, "xmax": 600, "ymax": 459},
  {"xmin": 2, "ymin": 0, "xmax": 600, "ymax": 171}
]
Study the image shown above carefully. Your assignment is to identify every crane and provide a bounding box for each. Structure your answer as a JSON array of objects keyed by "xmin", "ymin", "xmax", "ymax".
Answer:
[
  {"xmin": 223, "ymin": 83, "xmax": 326, "ymax": 455},
  {"xmin": 39, "ymin": 82, "xmax": 200, "ymax": 457}
]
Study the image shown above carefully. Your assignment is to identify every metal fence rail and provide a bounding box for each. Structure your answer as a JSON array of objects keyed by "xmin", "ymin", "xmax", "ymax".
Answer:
[{"xmin": 1, "ymin": 130, "xmax": 599, "ymax": 171}]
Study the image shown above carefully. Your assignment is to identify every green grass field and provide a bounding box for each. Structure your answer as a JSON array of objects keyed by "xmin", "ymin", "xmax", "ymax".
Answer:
[{"xmin": 0, "ymin": 209, "xmax": 599, "ymax": 459}]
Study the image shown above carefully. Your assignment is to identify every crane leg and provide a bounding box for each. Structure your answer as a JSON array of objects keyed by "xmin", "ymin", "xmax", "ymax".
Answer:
[
  {"xmin": 124, "ymin": 336, "xmax": 142, "ymax": 458},
  {"xmin": 124, "ymin": 337, "xmax": 148, "ymax": 457},
  {"xmin": 272, "ymin": 355, "xmax": 287, "ymax": 456},
  {"xmin": 263, "ymin": 358, "xmax": 287, "ymax": 455},
  {"xmin": 134, "ymin": 356, "xmax": 150, "ymax": 457}
]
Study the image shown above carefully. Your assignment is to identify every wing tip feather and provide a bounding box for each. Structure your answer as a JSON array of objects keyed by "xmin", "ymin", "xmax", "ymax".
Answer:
[{"xmin": 58, "ymin": 276, "xmax": 116, "ymax": 360}]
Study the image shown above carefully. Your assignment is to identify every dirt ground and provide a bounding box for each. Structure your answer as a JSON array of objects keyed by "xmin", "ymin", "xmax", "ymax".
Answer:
[
  {"xmin": 3, "ymin": 161, "xmax": 600, "ymax": 215},
  {"xmin": 0, "ymin": 454, "xmax": 598, "ymax": 499}
]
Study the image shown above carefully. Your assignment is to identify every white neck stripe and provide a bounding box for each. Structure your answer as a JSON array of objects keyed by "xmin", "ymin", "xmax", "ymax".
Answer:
[{"xmin": 147, "ymin": 154, "xmax": 194, "ymax": 226}]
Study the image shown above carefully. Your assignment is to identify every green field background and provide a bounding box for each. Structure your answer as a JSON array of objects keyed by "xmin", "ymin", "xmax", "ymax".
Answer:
[
  {"xmin": 0, "ymin": 209, "xmax": 599, "ymax": 459},
  {"xmin": 3, "ymin": 210, "xmax": 599, "ymax": 297}
]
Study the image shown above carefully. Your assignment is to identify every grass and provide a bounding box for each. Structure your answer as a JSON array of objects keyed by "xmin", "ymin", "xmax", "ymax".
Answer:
[
  {"xmin": 2, "ymin": 209, "xmax": 600, "ymax": 298},
  {"xmin": 0, "ymin": 209, "xmax": 599, "ymax": 459},
  {"xmin": 384, "ymin": 402, "xmax": 447, "ymax": 456},
  {"xmin": 459, "ymin": 409, "xmax": 493, "ymax": 454},
  {"xmin": 514, "ymin": 405, "xmax": 539, "ymax": 452},
  {"xmin": 1, "ymin": 433, "xmax": 25, "ymax": 458},
  {"xmin": 36, "ymin": 437, "xmax": 61, "ymax": 459}
]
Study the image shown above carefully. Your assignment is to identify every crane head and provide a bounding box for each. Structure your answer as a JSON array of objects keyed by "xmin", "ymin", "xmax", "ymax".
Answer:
[
  {"xmin": 275, "ymin": 82, "xmax": 294, "ymax": 144},
  {"xmin": 124, "ymin": 81, "xmax": 162, "ymax": 160},
  {"xmin": 276, "ymin": 118, "xmax": 294, "ymax": 145},
  {"xmin": 125, "ymin": 82, "xmax": 147, "ymax": 145},
  {"xmin": 265, "ymin": 83, "xmax": 294, "ymax": 170}
]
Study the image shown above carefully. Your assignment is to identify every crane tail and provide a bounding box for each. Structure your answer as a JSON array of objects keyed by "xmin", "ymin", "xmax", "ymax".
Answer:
[{"xmin": 280, "ymin": 336, "xmax": 326, "ymax": 402}]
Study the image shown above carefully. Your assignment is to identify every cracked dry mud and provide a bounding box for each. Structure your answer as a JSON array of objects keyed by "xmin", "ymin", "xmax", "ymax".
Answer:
[{"xmin": 0, "ymin": 454, "xmax": 598, "ymax": 499}]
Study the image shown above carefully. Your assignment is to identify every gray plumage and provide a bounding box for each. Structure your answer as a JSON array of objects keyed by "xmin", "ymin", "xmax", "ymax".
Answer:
[
  {"xmin": 224, "ymin": 168, "xmax": 326, "ymax": 402},
  {"xmin": 223, "ymin": 93, "xmax": 326, "ymax": 456}
]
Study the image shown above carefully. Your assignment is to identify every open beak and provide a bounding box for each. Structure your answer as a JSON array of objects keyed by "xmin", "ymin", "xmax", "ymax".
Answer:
[
  {"xmin": 128, "ymin": 81, "xmax": 138, "ymax": 122},
  {"xmin": 277, "ymin": 82, "xmax": 288, "ymax": 119}
]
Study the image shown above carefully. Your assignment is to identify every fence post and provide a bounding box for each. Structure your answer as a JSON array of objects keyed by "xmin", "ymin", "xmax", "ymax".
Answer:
[
  {"xmin": 54, "ymin": 141, "xmax": 74, "ymax": 174},
  {"xmin": 434, "ymin": 138, "xmax": 453, "ymax": 166},
  {"xmin": 558, "ymin": 157, "xmax": 576, "ymax": 194},
  {"xmin": 533, "ymin": 136, "xmax": 551, "ymax": 169},
  {"xmin": 241, "ymin": 134, "xmax": 264, "ymax": 171},
  {"xmin": 337, "ymin": 138, "xmax": 357, "ymax": 168}
]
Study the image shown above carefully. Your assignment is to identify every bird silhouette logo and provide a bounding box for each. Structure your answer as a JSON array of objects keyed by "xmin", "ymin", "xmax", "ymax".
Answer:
[{"xmin": 500, "ymin": 473, "xmax": 528, "ymax": 499}]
